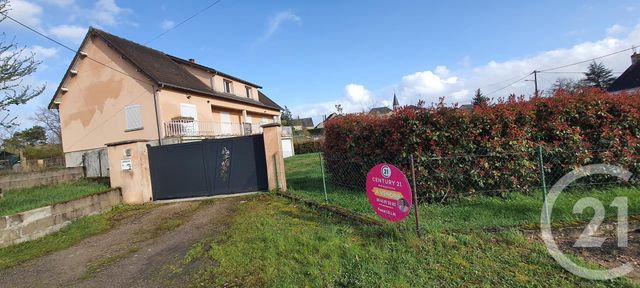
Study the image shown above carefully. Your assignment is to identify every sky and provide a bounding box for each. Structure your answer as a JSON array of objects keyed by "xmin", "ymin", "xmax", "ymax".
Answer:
[{"xmin": 1, "ymin": 0, "xmax": 640, "ymax": 127}]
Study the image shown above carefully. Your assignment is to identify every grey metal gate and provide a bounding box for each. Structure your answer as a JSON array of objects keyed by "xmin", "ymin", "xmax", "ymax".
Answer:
[{"xmin": 148, "ymin": 134, "xmax": 268, "ymax": 200}]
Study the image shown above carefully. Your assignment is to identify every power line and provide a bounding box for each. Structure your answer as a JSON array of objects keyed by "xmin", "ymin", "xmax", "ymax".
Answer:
[
  {"xmin": 538, "ymin": 71, "xmax": 624, "ymax": 74},
  {"xmin": 0, "ymin": 12, "xmax": 153, "ymax": 86},
  {"xmin": 538, "ymin": 45, "xmax": 638, "ymax": 72},
  {"xmin": 144, "ymin": 0, "xmax": 224, "ymax": 44},
  {"xmin": 484, "ymin": 72, "xmax": 532, "ymax": 96}
]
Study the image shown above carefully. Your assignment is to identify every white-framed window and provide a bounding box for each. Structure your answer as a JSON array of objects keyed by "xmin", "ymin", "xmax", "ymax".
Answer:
[
  {"xmin": 223, "ymin": 79, "xmax": 232, "ymax": 93},
  {"xmin": 245, "ymin": 86, "xmax": 252, "ymax": 98},
  {"xmin": 124, "ymin": 104, "xmax": 142, "ymax": 131}
]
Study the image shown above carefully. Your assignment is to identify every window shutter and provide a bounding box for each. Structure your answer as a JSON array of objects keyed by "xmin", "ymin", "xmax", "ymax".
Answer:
[{"xmin": 125, "ymin": 104, "xmax": 142, "ymax": 130}]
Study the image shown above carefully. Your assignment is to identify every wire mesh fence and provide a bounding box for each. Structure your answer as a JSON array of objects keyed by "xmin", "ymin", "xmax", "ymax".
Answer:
[{"xmin": 315, "ymin": 146, "xmax": 640, "ymax": 205}]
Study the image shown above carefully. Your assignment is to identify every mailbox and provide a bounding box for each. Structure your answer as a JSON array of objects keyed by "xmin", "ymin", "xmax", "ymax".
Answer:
[{"xmin": 121, "ymin": 159, "xmax": 132, "ymax": 171}]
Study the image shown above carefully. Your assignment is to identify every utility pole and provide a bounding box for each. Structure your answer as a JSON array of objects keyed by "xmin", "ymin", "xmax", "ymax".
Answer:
[{"xmin": 533, "ymin": 70, "xmax": 539, "ymax": 98}]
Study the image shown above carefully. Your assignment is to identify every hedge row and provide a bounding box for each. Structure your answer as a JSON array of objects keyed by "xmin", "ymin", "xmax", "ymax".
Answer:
[
  {"xmin": 294, "ymin": 140, "xmax": 323, "ymax": 155},
  {"xmin": 323, "ymin": 89, "xmax": 640, "ymax": 199}
]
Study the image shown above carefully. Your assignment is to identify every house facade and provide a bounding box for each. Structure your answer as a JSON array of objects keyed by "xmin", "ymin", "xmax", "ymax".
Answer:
[
  {"xmin": 291, "ymin": 117, "xmax": 314, "ymax": 131},
  {"xmin": 49, "ymin": 28, "xmax": 282, "ymax": 169}
]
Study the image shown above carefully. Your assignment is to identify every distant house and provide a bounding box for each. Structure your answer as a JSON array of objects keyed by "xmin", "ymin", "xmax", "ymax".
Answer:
[
  {"xmin": 459, "ymin": 104, "xmax": 474, "ymax": 110},
  {"xmin": 608, "ymin": 52, "xmax": 640, "ymax": 93},
  {"xmin": 369, "ymin": 106, "xmax": 393, "ymax": 116},
  {"xmin": 369, "ymin": 94, "xmax": 400, "ymax": 116},
  {"xmin": 315, "ymin": 113, "xmax": 339, "ymax": 129},
  {"xmin": 291, "ymin": 117, "xmax": 314, "ymax": 131}
]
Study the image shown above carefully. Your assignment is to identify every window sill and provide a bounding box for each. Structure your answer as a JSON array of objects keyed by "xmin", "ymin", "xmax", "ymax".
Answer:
[{"xmin": 125, "ymin": 127, "xmax": 144, "ymax": 132}]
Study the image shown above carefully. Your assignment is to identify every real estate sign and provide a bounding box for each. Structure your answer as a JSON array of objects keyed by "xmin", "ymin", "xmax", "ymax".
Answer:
[{"xmin": 366, "ymin": 164, "xmax": 412, "ymax": 222}]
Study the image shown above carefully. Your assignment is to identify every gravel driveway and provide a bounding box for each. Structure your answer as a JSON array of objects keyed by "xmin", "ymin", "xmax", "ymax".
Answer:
[{"xmin": 0, "ymin": 197, "xmax": 244, "ymax": 288}]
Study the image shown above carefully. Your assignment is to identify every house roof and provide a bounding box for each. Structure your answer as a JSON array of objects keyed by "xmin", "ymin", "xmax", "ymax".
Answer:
[
  {"xmin": 369, "ymin": 107, "xmax": 393, "ymax": 115},
  {"xmin": 169, "ymin": 55, "xmax": 262, "ymax": 89},
  {"xmin": 608, "ymin": 59, "xmax": 640, "ymax": 92},
  {"xmin": 49, "ymin": 27, "xmax": 282, "ymax": 111},
  {"xmin": 314, "ymin": 113, "xmax": 338, "ymax": 129},
  {"xmin": 257, "ymin": 91, "xmax": 283, "ymax": 111},
  {"xmin": 292, "ymin": 117, "xmax": 314, "ymax": 128}
]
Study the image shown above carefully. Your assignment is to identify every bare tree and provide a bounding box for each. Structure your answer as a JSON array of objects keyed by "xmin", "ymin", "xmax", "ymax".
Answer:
[
  {"xmin": 32, "ymin": 107, "xmax": 61, "ymax": 144},
  {"xmin": 0, "ymin": 0, "xmax": 46, "ymax": 131}
]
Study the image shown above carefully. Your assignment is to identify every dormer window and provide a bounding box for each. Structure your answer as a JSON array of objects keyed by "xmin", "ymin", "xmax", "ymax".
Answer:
[
  {"xmin": 223, "ymin": 79, "xmax": 232, "ymax": 93},
  {"xmin": 245, "ymin": 86, "xmax": 252, "ymax": 98}
]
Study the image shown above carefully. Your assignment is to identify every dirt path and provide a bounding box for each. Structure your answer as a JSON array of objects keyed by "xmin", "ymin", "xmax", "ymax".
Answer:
[
  {"xmin": 528, "ymin": 218, "xmax": 640, "ymax": 283},
  {"xmin": 0, "ymin": 197, "xmax": 243, "ymax": 288}
]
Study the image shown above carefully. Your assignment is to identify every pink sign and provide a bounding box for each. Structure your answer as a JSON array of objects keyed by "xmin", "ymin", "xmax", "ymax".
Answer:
[{"xmin": 366, "ymin": 163, "xmax": 412, "ymax": 222}]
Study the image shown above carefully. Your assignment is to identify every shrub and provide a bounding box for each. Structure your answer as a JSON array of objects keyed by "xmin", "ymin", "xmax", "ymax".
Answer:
[
  {"xmin": 295, "ymin": 140, "xmax": 323, "ymax": 155},
  {"xmin": 323, "ymin": 89, "xmax": 640, "ymax": 200},
  {"xmin": 23, "ymin": 144, "xmax": 63, "ymax": 160}
]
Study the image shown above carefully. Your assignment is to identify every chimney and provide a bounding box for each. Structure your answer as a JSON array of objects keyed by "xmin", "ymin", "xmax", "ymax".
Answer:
[
  {"xmin": 632, "ymin": 53, "xmax": 640, "ymax": 65},
  {"xmin": 189, "ymin": 58, "xmax": 195, "ymax": 63}
]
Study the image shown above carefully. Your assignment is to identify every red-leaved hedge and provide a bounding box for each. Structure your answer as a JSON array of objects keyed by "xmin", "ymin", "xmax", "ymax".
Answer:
[{"xmin": 323, "ymin": 89, "xmax": 640, "ymax": 199}]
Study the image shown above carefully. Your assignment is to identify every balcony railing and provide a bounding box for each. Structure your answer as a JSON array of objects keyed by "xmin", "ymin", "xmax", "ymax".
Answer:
[{"xmin": 164, "ymin": 120, "xmax": 263, "ymax": 138}]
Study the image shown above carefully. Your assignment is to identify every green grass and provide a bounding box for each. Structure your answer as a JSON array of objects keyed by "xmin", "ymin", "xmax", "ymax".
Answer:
[
  {"xmin": 0, "ymin": 204, "xmax": 151, "ymax": 269},
  {"xmin": 0, "ymin": 180, "xmax": 111, "ymax": 216},
  {"xmin": 285, "ymin": 153, "xmax": 640, "ymax": 232},
  {"xmin": 195, "ymin": 195, "xmax": 631, "ymax": 287}
]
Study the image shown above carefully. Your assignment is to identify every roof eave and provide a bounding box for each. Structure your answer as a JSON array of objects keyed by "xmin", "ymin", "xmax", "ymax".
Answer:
[
  {"xmin": 160, "ymin": 83, "xmax": 279, "ymax": 111},
  {"xmin": 168, "ymin": 55, "xmax": 263, "ymax": 89}
]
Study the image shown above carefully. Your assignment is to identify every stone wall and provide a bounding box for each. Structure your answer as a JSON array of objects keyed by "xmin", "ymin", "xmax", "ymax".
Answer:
[
  {"xmin": 0, "ymin": 167, "xmax": 84, "ymax": 190},
  {"xmin": 0, "ymin": 188, "xmax": 122, "ymax": 248}
]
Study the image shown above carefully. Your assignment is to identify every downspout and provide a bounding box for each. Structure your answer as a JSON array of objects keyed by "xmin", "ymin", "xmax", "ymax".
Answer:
[{"xmin": 152, "ymin": 84, "xmax": 162, "ymax": 146}]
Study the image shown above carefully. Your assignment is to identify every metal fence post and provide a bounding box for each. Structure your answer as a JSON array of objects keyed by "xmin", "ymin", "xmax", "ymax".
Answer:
[
  {"xmin": 410, "ymin": 155, "xmax": 421, "ymax": 237},
  {"xmin": 319, "ymin": 152, "xmax": 328, "ymax": 203},
  {"xmin": 537, "ymin": 146, "xmax": 549, "ymax": 222}
]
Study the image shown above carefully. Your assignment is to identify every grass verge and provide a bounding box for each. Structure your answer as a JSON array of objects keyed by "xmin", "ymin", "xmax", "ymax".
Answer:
[
  {"xmin": 285, "ymin": 153, "xmax": 640, "ymax": 232},
  {"xmin": 0, "ymin": 180, "xmax": 111, "ymax": 216},
  {"xmin": 196, "ymin": 195, "xmax": 631, "ymax": 287}
]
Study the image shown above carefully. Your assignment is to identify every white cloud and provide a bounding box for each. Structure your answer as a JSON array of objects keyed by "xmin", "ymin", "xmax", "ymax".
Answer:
[
  {"xmin": 160, "ymin": 20, "xmax": 175, "ymax": 30},
  {"xmin": 451, "ymin": 89, "xmax": 469, "ymax": 100},
  {"xmin": 257, "ymin": 10, "xmax": 301, "ymax": 43},
  {"xmin": 344, "ymin": 84, "xmax": 373, "ymax": 104},
  {"xmin": 607, "ymin": 24, "xmax": 627, "ymax": 36},
  {"xmin": 88, "ymin": 0, "xmax": 131, "ymax": 26},
  {"xmin": 2, "ymin": 0, "xmax": 43, "ymax": 28},
  {"xmin": 458, "ymin": 55, "xmax": 472, "ymax": 67},
  {"xmin": 42, "ymin": 0, "xmax": 75, "ymax": 7},
  {"xmin": 49, "ymin": 25, "xmax": 87, "ymax": 44},
  {"xmin": 27, "ymin": 45, "xmax": 58, "ymax": 59},
  {"xmin": 291, "ymin": 23, "xmax": 640, "ymax": 120},
  {"xmin": 398, "ymin": 70, "xmax": 458, "ymax": 98},
  {"xmin": 434, "ymin": 65, "xmax": 449, "ymax": 76}
]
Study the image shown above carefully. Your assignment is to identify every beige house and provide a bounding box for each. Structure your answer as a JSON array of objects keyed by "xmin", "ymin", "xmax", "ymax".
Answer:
[{"xmin": 49, "ymin": 27, "xmax": 282, "ymax": 171}]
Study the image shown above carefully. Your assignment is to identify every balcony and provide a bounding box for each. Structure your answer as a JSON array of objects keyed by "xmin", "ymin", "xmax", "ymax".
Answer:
[{"xmin": 164, "ymin": 120, "xmax": 263, "ymax": 138}]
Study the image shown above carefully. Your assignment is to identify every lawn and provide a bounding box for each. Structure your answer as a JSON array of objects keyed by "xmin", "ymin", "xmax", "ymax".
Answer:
[
  {"xmin": 285, "ymin": 153, "xmax": 640, "ymax": 232},
  {"xmin": 189, "ymin": 195, "xmax": 631, "ymax": 287},
  {"xmin": 0, "ymin": 180, "xmax": 110, "ymax": 216}
]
